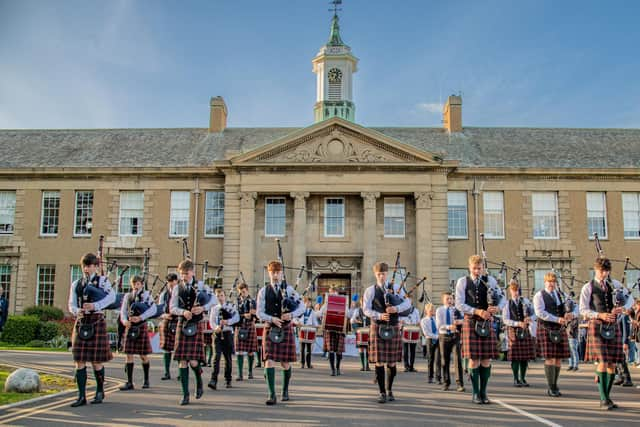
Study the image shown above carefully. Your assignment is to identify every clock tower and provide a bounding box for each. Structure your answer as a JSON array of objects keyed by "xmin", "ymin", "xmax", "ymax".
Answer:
[{"xmin": 312, "ymin": 12, "xmax": 358, "ymax": 123}]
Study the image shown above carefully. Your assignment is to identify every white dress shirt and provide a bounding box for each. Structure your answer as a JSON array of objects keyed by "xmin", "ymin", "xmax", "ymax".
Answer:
[
  {"xmin": 579, "ymin": 278, "xmax": 632, "ymax": 320},
  {"xmin": 68, "ymin": 274, "xmax": 116, "ymax": 316},
  {"xmin": 362, "ymin": 282, "xmax": 411, "ymax": 321},
  {"xmin": 420, "ymin": 315, "xmax": 439, "ymax": 341},
  {"xmin": 209, "ymin": 302, "xmax": 240, "ymax": 332},
  {"xmin": 256, "ymin": 282, "xmax": 305, "ymax": 323},
  {"xmin": 455, "ymin": 275, "xmax": 505, "ymax": 315}
]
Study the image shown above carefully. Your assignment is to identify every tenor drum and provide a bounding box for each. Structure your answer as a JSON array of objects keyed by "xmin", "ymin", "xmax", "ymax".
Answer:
[
  {"xmin": 299, "ymin": 326, "xmax": 317, "ymax": 344},
  {"xmin": 402, "ymin": 325, "xmax": 421, "ymax": 344},
  {"xmin": 255, "ymin": 322, "xmax": 266, "ymax": 341},
  {"xmin": 356, "ymin": 327, "xmax": 370, "ymax": 346},
  {"xmin": 322, "ymin": 294, "xmax": 349, "ymax": 334}
]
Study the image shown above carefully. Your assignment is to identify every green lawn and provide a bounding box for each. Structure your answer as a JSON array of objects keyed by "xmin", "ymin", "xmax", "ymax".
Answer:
[
  {"xmin": 0, "ymin": 365, "xmax": 76, "ymax": 406},
  {"xmin": 0, "ymin": 344, "xmax": 68, "ymax": 352}
]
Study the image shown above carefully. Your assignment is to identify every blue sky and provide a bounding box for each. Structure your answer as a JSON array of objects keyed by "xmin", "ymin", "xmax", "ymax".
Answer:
[{"xmin": 1, "ymin": 0, "xmax": 639, "ymax": 129}]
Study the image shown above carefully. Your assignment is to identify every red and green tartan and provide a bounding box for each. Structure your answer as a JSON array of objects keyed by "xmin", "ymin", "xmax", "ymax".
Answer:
[
  {"xmin": 235, "ymin": 321, "xmax": 258, "ymax": 353},
  {"xmin": 173, "ymin": 318, "xmax": 205, "ymax": 362},
  {"xmin": 122, "ymin": 322, "xmax": 152, "ymax": 355},
  {"xmin": 159, "ymin": 317, "xmax": 178, "ymax": 352},
  {"xmin": 368, "ymin": 323, "xmax": 402, "ymax": 364},
  {"xmin": 323, "ymin": 330, "xmax": 345, "ymax": 353},
  {"xmin": 536, "ymin": 320, "xmax": 570, "ymax": 359},
  {"xmin": 585, "ymin": 319, "xmax": 624, "ymax": 363},
  {"xmin": 262, "ymin": 322, "xmax": 296, "ymax": 363},
  {"xmin": 461, "ymin": 315, "xmax": 498, "ymax": 360},
  {"xmin": 506, "ymin": 326, "xmax": 536, "ymax": 361},
  {"xmin": 72, "ymin": 312, "xmax": 113, "ymax": 363}
]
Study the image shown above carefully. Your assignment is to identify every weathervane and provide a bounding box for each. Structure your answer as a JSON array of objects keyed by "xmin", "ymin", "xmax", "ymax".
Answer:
[{"xmin": 329, "ymin": 0, "xmax": 342, "ymax": 16}]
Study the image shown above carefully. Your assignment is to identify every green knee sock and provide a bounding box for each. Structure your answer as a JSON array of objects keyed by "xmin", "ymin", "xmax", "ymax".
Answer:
[
  {"xmin": 248, "ymin": 354, "xmax": 254, "ymax": 374},
  {"xmin": 520, "ymin": 361, "xmax": 528, "ymax": 382},
  {"xmin": 597, "ymin": 371, "xmax": 607, "ymax": 400},
  {"xmin": 163, "ymin": 352, "xmax": 172, "ymax": 376},
  {"xmin": 265, "ymin": 367, "xmax": 276, "ymax": 397},
  {"xmin": 282, "ymin": 367, "xmax": 292, "ymax": 394},
  {"xmin": 510, "ymin": 361, "xmax": 519, "ymax": 381},
  {"xmin": 179, "ymin": 367, "xmax": 189, "ymax": 397},
  {"xmin": 360, "ymin": 352, "xmax": 366, "ymax": 369},
  {"xmin": 75, "ymin": 367, "xmax": 87, "ymax": 400},
  {"xmin": 237, "ymin": 355, "xmax": 244, "ymax": 377},
  {"xmin": 479, "ymin": 365, "xmax": 491, "ymax": 397},
  {"xmin": 470, "ymin": 367, "xmax": 480, "ymax": 395}
]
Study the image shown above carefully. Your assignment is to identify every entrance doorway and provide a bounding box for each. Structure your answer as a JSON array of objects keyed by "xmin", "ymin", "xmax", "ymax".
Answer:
[{"xmin": 317, "ymin": 274, "xmax": 351, "ymax": 302}]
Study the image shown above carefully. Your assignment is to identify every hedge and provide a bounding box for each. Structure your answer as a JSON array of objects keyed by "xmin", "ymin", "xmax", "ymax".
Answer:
[
  {"xmin": 37, "ymin": 321, "xmax": 59, "ymax": 342},
  {"xmin": 54, "ymin": 318, "xmax": 75, "ymax": 338},
  {"xmin": 1, "ymin": 316, "xmax": 40, "ymax": 344},
  {"xmin": 23, "ymin": 305, "xmax": 65, "ymax": 321}
]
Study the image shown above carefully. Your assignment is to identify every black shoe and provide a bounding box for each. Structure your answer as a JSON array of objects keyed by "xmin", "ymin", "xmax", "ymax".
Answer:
[
  {"xmin": 472, "ymin": 394, "xmax": 483, "ymax": 404},
  {"xmin": 142, "ymin": 381, "xmax": 150, "ymax": 389},
  {"xmin": 161, "ymin": 373, "xmax": 171, "ymax": 380},
  {"xmin": 378, "ymin": 393, "xmax": 387, "ymax": 403},
  {"xmin": 457, "ymin": 386, "xmax": 466, "ymax": 392},
  {"xmin": 567, "ymin": 367, "xmax": 573, "ymax": 372},
  {"xmin": 266, "ymin": 394, "xmax": 277, "ymax": 405},
  {"xmin": 330, "ymin": 369, "xmax": 336, "ymax": 376},
  {"xmin": 236, "ymin": 376, "xmax": 243, "ymax": 381},
  {"xmin": 196, "ymin": 385, "xmax": 203, "ymax": 399},
  {"xmin": 481, "ymin": 394, "xmax": 491, "ymax": 404},
  {"xmin": 308, "ymin": 365, "xmax": 314, "ymax": 369},
  {"xmin": 514, "ymin": 379, "xmax": 523, "ymax": 387},
  {"xmin": 365, "ymin": 367, "xmax": 370, "ymax": 371},
  {"xmin": 600, "ymin": 400, "xmax": 613, "ymax": 410},
  {"xmin": 226, "ymin": 382, "xmax": 232, "ymax": 389},
  {"xmin": 520, "ymin": 380, "xmax": 530, "ymax": 387},
  {"xmin": 360, "ymin": 367, "xmax": 365, "ymax": 371},
  {"xmin": 90, "ymin": 392, "xmax": 104, "ymax": 404},
  {"xmin": 180, "ymin": 395, "xmax": 190, "ymax": 406},
  {"xmin": 336, "ymin": 369, "xmax": 341, "ymax": 376},
  {"xmin": 404, "ymin": 367, "xmax": 410, "ymax": 372},
  {"xmin": 437, "ymin": 379, "xmax": 442, "ymax": 385},
  {"xmin": 300, "ymin": 363, "xmax": 305, "ymax": 369},
  {"xmin": 119, "ymin": 382, "xmax": 134, "ymax": 391},
  {"xmin": 207, "ymin": 363, "xmax": 212, "ymax": 367},
  {"xmin": 410, "ymin": 368, "xmax": 418, "ymax": 372},
  {"xmin": 442, "ymin": 384, "xmax": 450, "ymax": 391},
  {"xmin": 555, "ymin": 389, "xmax": 562, "ymax": 397},
  {"xmin": 428, "ymin": 378, "xmax": 434, "ymax": 384},
  {"xmin": 622, "ymin": 381, "xmax": 634, "ymax": 387},
  {"xmin": 606, "ymin": 399, "xmax": 618, "ymax": 408},
  {"xmin": 208, "ymin": 379, "xmax": 217, "ymax": 390},
  {"xmin": 281, "ymin": 391, "xmax": 290, "ymax": 401},
  {"xmin": 70, "ymin": 397, "xmax": 87, "ymax": 407},
  {"xmin": 248, "ymin": 373, "xmax": 254, "ymax": 379},
  {"xmin": 387, "ymin": 392, "xmax": 395, "ymax": 401}
]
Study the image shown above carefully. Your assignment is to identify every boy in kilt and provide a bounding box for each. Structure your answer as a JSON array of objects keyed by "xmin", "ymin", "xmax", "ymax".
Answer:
[
  {"xmin": 235, "ymin": 282, "xmax": 259, "ymax": 380},
  {"xmin": 579, "ymin": 257, "xmax": 632, "ymax": 410},
  {"xmin": 256, "ymin": 261, "xmax": 305, "ymax": 405},
  {"xmin": 296, "ymin": 296, "xmax": 319, "ymax": 369},
  {"xmin": 208, "ymin": 288, "xmax": 240, "ymax": 390},
  {"xmin": 68, "ymin": 253, "xmax": 116, "ymax": 407},
  {"xmin": 533, "ymin": 271, "xmax": 576, "ymax": 398},
  {"xmin": 170, "ymin": 259, "xmax": 217, "ymax": 405},
  {"xmin": 420, "ymin": 303, "xmax": 441, "ymax": 384},
  {"xmin": 119, "ymin": 275, "xmax": 156, "ymax": 391},
  {"xmin": 158, "ymin": 273, "xmax": 179, "ymax": 380},
  {"xmin": 502, "ymin": 280, "xmax": 536, "ymax": 387},
  {"xmin": 351, "ymin": 300, "xmax": 370, "ymax": 371},
  {"xmin": 320, "ymin": 286, "xmax": 345, "ymax": 376},
  {"xmin": 437, "ymin": 293, "xmax": 465, "ymax": 392},
  {"xmin": 363, "ymin": 262, "xmax": 411, "ymax": 404},
  {"xmin": 455, "ymin": 255, "xmax": 506, "ymax": 404}
]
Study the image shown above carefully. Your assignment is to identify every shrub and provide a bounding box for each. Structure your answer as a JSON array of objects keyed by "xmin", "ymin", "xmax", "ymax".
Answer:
[
  {"xmin": 23, "ymin": 305, "xmax": 64, "ymax": 321},
  {"xmin": 37, "ymin": 321, "xmax": 59, "ymax": 342},
  {"xmin": 47, "ymin": 335, "xmax": 68, "ymax": 349},
  {"xmin": 1, "ymin": 316, "xmax": 40, "ymax": 344},
  {"xmin": 54, "ymin": 317, "xmax": 76, "ymax": 338},
  {"xmin": 26, "ymin": 339, "xmax": 46, "ymax": 347}
]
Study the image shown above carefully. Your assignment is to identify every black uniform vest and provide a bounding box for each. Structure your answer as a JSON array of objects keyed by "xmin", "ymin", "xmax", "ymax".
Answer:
[
  {"xmin": 264, "ymin": 285, "xmax": 283, "ymax": 318},
  {"xmin": 589, "ymin": 279, "xmax": 613, "ymax": 313},
  {"xmin": 372, "ymin": 285, "xmax": 399, "ymax": 326},
  {"xmin": 465, "ymin": 276, "xmax": 489, "ymax": 310},
  {"xmin": 542, "ymin": 290, "xmax": 566, "ymax": 318},
  {"xmin": 509, "ymin": 299, "xmax": 525, "ymax": 322},
  {"xmin": 179, "ymin": 283, "xmax": 203, "ymax": 322}
]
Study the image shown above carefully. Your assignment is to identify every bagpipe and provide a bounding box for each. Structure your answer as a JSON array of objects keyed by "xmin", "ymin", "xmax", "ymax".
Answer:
[
  {"xmin": 379, "ymin": 252, "xmax": 403, "ymax": 340},
  {"xmin": 276, "ymin": 239, "xmax": 301, "ymax": 314},
  {"xmin": 481, "ymin": 233, "xmax": 504, "ymax": 308},
  {"xmin": 81, "ymin": 235, "xmax": 127, "ymax": 310},
  {"xmin": 593, "ymin": 232, "xmax": 629, "ymax": 308}
]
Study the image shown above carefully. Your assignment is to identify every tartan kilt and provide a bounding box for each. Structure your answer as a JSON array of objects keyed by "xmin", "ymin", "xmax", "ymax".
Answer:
[
  {"xmin": 537, "ymin": 321, "xmax": 570, "ymax": 359},
  {"xmin": 323, "ymin": 330, "xmax": 345, "ymax": 353},
  {"xmin": 262, "ymin": 322, "xmax": 296, "ymax": 363},
  {"xmin": 461, "ymin": 316, "xmax": 498, "ymax": 360},
  {"xmin": 506, "ymin": 327, "xmax": 536, "ymax": 361},
  {"xmin": 235, "ymin": 321, "xmax": 258, "ymax": 353},
  {"xmin": 123, "ymin": 322, "xmax": 152, "ymax": 355},
  {"xmin": 585, "ymin": 319, "xmax": 624, "ymax": 363},
  {"xmin": 203, "ymin": 332, "xmax": 213, "ymax": 346},
  {"xmin": 368, "ymin": 323, "xmax": 402, "ymax": 364},
  {"xmin": 72, "ymin": 312, "xmax": 113, "ymax": 363},
  {"xmin": 159, "ymin": 317, "xmax": 178, "ymax": 352},
  {"xmin": 174, "ymin": 318, "xmax": 205, "ymax": 362}
]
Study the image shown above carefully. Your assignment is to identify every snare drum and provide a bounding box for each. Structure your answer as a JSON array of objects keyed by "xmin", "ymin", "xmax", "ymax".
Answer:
[
  {"xmin": 255, "ymin": 322, "xmax": 266, "ymax": 341},
  {"xmin": 356, "ymin": 327, "xmax": 370, "ymax": 347},
  {"xmin": 322, "ymin": 294, "xmax": 349, "ymax": 334},
  {"xmin": 402, "ymin": 325, "xmax": 421, "ymax": 344},
  {"xmin": 299, "ymin": 326, "xmax": 317, "ymax": 344}
]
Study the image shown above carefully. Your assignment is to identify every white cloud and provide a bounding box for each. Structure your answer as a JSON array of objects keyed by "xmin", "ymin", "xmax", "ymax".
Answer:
[{"xmin": 416, "ymin": 102, "xmax": 443, "ymax": 114}]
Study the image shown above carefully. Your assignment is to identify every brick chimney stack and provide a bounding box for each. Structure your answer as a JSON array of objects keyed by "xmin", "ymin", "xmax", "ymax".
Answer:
[
  {"xmin": 443, "ymin": 95, "xmax": 462, "ymax": 133},
  {"xmin": 209, "ymin": 96, "xmax": 227, "ymax": 133}
]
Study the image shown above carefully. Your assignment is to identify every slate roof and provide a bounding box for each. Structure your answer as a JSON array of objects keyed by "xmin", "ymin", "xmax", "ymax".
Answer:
[{"xmin": 1, "ymin": 126, "xmax": 639, "ymax": 170}]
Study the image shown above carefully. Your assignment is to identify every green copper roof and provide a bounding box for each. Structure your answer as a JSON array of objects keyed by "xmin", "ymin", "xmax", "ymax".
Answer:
[{"xmin": 327, "ymin": 14, "xmax": 345, "ymax": 46}]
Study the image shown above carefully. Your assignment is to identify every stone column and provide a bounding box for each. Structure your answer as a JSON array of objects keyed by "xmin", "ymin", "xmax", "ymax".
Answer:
[
  {"xmin": 290, "ymin": 192, "xmax": 309, "ymax": 275},
  {"xmin": 415, "ymin": 191, "xmax": 434, "ymax": 301},
  {"xmin": 238, "ymin": 192, "xmax": 257, "ymax": 286},
  {"xmin": 361, "ymin": 192, "xmax": 380, "ymax": 286}
]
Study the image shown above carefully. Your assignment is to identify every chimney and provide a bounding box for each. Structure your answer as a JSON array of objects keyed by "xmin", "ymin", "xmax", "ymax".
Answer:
[
  {"xmin": 209, "ymin": 96, "xmax": 227, "ymax": 133},
  {"xmin": 442, "ymin": 95, "xmax": 462, "ymax": 133}
]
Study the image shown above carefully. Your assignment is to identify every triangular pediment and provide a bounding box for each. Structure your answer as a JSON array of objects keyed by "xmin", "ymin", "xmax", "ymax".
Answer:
[{"xmin": 230, "ymin": 117, "xmax": 445, "ymax": 166}]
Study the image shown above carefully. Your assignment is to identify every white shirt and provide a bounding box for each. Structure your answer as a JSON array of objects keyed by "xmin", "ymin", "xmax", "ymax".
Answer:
[
  {"xmin": 533, "ymin": 288, "xmax": 577, "ymax": 324},
  {"xmin": 296, "ymin": 307, "xmax": 319, "ymax": 326},
  {"xmin": 169, "ymin": 279, "xmax": 218, "ymax": 317},
  {"xmin": 435, "ymin": 305, "xmax": 458, "ymax": 335},
  {"xmin": 400, "ymin": 306, "xmax": 420, "ymax": 326},
  {"xmin": 256, "ymin": 282, "xmax": 305, "ymax": 323},
  {"xmin": 120, "ymin": 289, "xmax": 157, "ymax": 323},
  {"xmin": 362, "ymin": 282, "xmax": 411, "ymax": 321},
  {"xmin": 209, "ymin": 302, "xmax": 240, "ymax": 332},
  {"xmin": 68, "ymin": 274, "xmax": 116, "ymax": 316},
  {"xmin": 455, "ymin": 275, "xmax": 505, "ymax": 315},
  {"xmin": 579, "ymin": 278, "xmax": 632, "ymax": 320},
  {"xmin": 420, "ymin": 315, "xmax": 439, "ymax": 340}
]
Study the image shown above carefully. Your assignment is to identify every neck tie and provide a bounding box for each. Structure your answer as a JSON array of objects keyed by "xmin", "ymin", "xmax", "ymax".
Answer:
[
  {"xmin": 431, "ymin": 318, "xmax": 437, "ymax": 335},
  {"xmin": 446, "ymin": 308, "xmax": 452, "ymax": 335},
  {"xmin": 601, "ymin": 280, "xmax": 607, "ymax": 292}
]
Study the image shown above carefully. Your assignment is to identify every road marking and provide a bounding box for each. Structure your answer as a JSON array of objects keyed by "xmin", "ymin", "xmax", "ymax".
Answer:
[{"xmin": 495, "ymin": 399, "xmax": 562, "ymax": 427}]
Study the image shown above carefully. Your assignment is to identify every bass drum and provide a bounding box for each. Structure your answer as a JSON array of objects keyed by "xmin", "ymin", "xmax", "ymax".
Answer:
[{"xmin": 321, "ymin": 294, "xmax": 349, "ymax": 334}]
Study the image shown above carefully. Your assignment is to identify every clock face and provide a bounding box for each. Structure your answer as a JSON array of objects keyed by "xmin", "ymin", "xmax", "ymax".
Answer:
[{"xmin": 328, "ymin": 68, "xmax": 342, "ymax": 83}]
